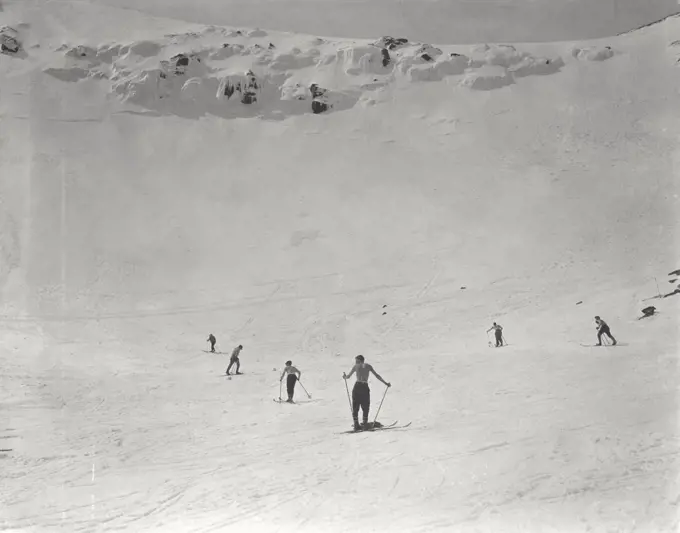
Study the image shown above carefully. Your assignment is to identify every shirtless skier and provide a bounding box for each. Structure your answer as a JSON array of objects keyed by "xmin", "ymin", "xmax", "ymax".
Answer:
[
  {"xmin": 280, "ymin": 360, "xmax": 301, "ymax": 402},
  {"xmin": 343, "ymin": 355, "xmax": 391, "ymax": 431}
]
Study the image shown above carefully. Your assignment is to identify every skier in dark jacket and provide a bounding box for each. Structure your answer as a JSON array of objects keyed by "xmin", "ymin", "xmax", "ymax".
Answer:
[
  {"xmin": 207, "ymin": 334, "xmax": 216, "ymax": 353},
  {"xmin": 280, "ymin": 361, "xmax": 301, "ymax": 402},
  {"xmin": 226, "ymin": 344, "xmax": 243, "ymax": 375},
  {"xmin": 594, "ymin": 316, "xmax": 617, "ymax": 345},
  {"xmin": 343, "ymin": 355, "xmax": 391, "ymax": 431}
]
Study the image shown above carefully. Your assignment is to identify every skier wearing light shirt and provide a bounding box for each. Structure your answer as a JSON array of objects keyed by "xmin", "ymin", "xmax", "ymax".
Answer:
[{"xmin": 487, "ymin": 322, "xmax": 504, "ymax": 347}]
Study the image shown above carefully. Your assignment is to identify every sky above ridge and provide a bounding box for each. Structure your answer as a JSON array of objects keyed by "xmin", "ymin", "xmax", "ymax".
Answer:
[{"xmin": 81, "ymin": 0, "xmax": 680, "ymax": 43}]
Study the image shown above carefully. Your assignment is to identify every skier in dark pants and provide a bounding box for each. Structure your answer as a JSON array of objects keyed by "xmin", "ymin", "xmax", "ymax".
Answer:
[
  {"xmin": 280, "ymin": 361, "xmax": 301, "ymax": 402},
  {"xmin": 207, "ymin": 334, "xmax": 216, "ymax": 353},
  {"xmin": 226, "ymin": 344, "xmax": 243, "ymax": 375},
  {"xmin": 487, "ymin": 322, "xmax": 504, "ymax": 347},
  {"xmin": 343, "ymin": 355, "xmax": 391, "ymax": 431},
  {"xmin": 594, "ymin": 316, "xmax": 617, "ymax": 345}
]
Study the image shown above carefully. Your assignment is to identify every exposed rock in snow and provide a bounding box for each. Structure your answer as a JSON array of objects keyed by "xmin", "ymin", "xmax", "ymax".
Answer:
[
  {"xmin": 309, "ymin": 83, "xmax": 328, "ymax": 114},
  {"xmin": 373, "ymin": 36, "xmax": 409, "ymax": 51},
  {"xmin": 161, "ymin": 53, "xmax": 207, "ymax": 77},
  {"xmin": 217, "ymin": 69, "xmax": 260, "ymax": 104},
  {"xmin": 0, "ymin": 26, "xmax": 20, "ymax": 54},
  {"xmin": 414, "ymin": 44, "xmax": 443, "ymax": 62}
]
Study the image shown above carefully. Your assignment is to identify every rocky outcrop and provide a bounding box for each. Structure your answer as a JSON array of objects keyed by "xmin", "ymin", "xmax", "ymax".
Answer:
[
  {"xmin": 310, "ymin": 83, "xmax": 328, "ymax": 114},
  {"xmin": 217, "ymin": 70, "xmax": 260, "ymax": 104},
  {"xmin": 0, "ymin": 26, "xmax": 20, "ymax": 54},
  {"xmin": 373, "ymin": 36, "xmax": 409, "ymax": 51},
  {"xmin": 415, "ymin": 44, "xmax": 443, "ymax": 62}
]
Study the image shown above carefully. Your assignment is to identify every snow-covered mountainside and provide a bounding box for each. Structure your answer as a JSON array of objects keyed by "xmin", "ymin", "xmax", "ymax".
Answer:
[{"xmin": 1, "ymin": 2, "xmax": 678, "ymax": 532}]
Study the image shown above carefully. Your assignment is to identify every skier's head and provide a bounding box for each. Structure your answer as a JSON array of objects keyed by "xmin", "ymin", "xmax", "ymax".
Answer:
[
  {"xmin": 238, "ymin": 344, "xmax": 243, "ymax": 349},
  {"xmin": 594, "ymin": 316, "xmax": 600, "ymax": 321},
  {"xmin": 355, "ymin": 355, "xmax": 365, "ymax": 363},
  {"xmin": 285, "ymin": 360, "xmax": 292, "ymax": 366}
]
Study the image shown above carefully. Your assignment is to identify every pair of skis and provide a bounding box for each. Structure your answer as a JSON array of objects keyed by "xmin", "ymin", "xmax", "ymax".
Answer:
[
  {"xmin": 273, "ymin": 398, "xmax": 298, "ymax": 404},
  {"xmin": 338, "ymin": 421, "xmax": 412, "ymax": 434}
]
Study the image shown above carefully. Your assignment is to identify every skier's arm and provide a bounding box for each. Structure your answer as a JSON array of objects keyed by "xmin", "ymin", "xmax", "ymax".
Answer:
[
  {"xmin": 280, "ymin": 369, "xmax": 286, "ymax": 381},
  {"xmin": 343, "ymin": 365, "xmax": 356, "ymax": 379},
  {"xmin": 369, "ymin": 366, "xmax": 391, "ymax": 387}
]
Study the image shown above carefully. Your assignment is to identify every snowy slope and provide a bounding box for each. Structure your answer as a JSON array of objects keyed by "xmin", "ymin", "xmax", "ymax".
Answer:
[
  {"xmin": 1, "ymin": 1, "xmax": 679, "ymax": 532},
  {"xmin": 84, "ymin": 0, "xmax": 680, "ymax": 44}
]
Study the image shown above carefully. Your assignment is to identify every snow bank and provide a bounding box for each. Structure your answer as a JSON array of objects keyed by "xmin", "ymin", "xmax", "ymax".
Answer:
[
  {"xmin": 405, "ymin": 53, "xmax": 469, "ymax": 82},
  {"xmin": 336, "ymin": 44, "xmax": 394, "ymax": 75},
  {"xmin": 127, "ymin": 40, "xmax": 163, "ymax": 58},
  {"xmin": 461, "ymin": 64, "xmax": 514, "ymax": 90},
  {"xmin": 572, "ymin": 45, "xmax": 616, "ymax": 61},
  {"xmin": 33, "ymin": 26, "xmax": 616, "ymax": 117},
  {"xmin": 510, "ymin": 55, "xmax": 565, "ymax": 77}
]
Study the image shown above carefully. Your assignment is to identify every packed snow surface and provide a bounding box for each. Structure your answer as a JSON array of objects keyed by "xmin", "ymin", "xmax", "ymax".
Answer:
[{"xmin": 1, "ymin": 1, "xmax": 679, "ymax": 532}]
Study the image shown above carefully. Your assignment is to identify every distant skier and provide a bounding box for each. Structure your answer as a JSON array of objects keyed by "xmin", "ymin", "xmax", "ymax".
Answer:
[
  {"xmin": 487, "ymin": 322, "xmax": 504, "ymax": 347},
  {"xmin": 343, "ymin": 355, "xmax": 391, "ymax": 431},
  {"xmin": 280, "ymin": 360, "xmax": 301, "ymax": 402},
  {"xmin": 226, "ymin": 344, "xmax": 243, "ymax": 375},
  {"xmin": 594, "ymin": 316, "xmax": 617, "ymax": 346},
  {"xmin": 207, "ymin": 334, "xmax": 216, "ymax": 353}
]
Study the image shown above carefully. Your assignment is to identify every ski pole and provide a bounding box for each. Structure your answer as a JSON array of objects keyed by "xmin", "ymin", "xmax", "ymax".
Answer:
[
  {"xmin": 502, "ymin": 335, "xmax": 507, "ymax": 346},
  {"xmin": 297, "ymin": 380, "xmax": 312, "ymax": 399},
  {"xmin": 373, "ymin": 385, "xmax": 390, "ymax": 424},
  {"xmin": 278, "ymin": 380, "xmax": 282, "ymax": 401},
  {"xmin": 343, "ymin": 376, "xmax": 353, "ymax": 418}
]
